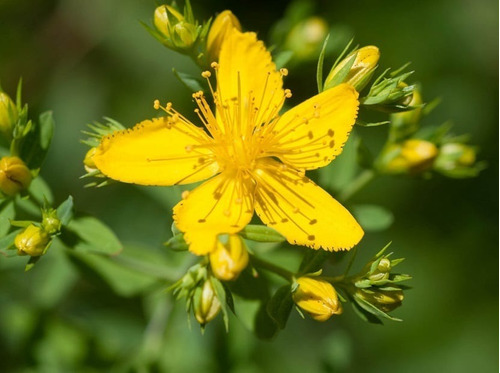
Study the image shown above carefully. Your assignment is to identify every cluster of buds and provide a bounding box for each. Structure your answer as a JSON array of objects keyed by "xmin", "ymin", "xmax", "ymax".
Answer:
[
  {"xmin": 292, "ymin": 276, "xmax": 342, "ymax": 322},
  {"xmin": 14, "ymin": 207, "xmax": 62, "ymax": 257},
  {"xmin": 345, "ymin": 244, "xmax": 410, "ymax": 323}
]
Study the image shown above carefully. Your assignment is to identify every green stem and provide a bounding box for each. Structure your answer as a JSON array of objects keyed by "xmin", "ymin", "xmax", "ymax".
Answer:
[
  {"xmin": 250, "ymin": 255, "xmax": 294, "ymax": 281},
  {"xmin": 337, "ymin": 169, "xmax": 377, "ymax": 202},
  {"xmin": 321, "ymin": 275, "xmax": 346, "ymax": 284}
]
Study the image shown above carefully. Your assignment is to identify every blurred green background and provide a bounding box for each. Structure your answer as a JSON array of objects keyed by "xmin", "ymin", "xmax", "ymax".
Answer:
[{"xmin": 0, "ymin": 0, "xmax": 498, "ymax": 372}]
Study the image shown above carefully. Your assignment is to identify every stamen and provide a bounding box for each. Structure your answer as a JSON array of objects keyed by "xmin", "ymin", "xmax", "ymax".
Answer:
[
  {"xmin": 280, "ymin": 68, "xmax": 289, "ymax": 77},
  {"xmin": 201, "ymin": 71, "xmax": 212, "ymax": 78},
  {"xmin": 153, "ymin": 99, "xmax": 160, "ymax": 110}
]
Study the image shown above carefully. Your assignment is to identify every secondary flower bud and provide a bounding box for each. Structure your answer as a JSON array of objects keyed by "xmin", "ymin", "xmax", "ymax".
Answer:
[
  {"xmin": 356, "ymin": 288, "xmax": 404, "ymax": 313},
  {"xmin": 293, "ymin": 277, "xmax": 342, "ymax": 322},
  {"xmin": 434, "ymin": 143, "xmax": 476, "ymax": 171},
  {"xmin": 15, "ymin": 224, "xmax": 50, "ymax": 257},
  {"xmin": 42, "ymin": 209, "xmax": 61, "ymax": 235},
  {"xmin": 379, "ymin": 139, "xmax": 438, "ymax": 174},
  {"xmin": 154, "ymin": 4, "xmax": 184, "ymax": 36},
  {"xmin": 0, "ymin": 156, "xmax": 32, "ymax": 196},
  {"xmin": 206, "ymin": 10, "xmax": 241, "ymax": 62},
  {"xmin": 209, "ymin": 234, "xmax": 248, "ymax": 281},
  {"xmin": 390, "ymin": 88, "xmax": 423, "ymax": 139},
  {"xmin": 194, "ymin": 280, "xmax": 221, "ymax": 325},
  {"xmin": 284, "ymin": 17, "xmax": 329, "ymax": 61},
  {"xmin": 325, "ymin": 46, "xmax": 380, "ymax": 91},
  {"xmin": 0, "ymin": 92, "xmax": 17, "ymax": 139},
  {"xmin": 154, "ymin": 4, "xmax": 197, "ymax": 50}
]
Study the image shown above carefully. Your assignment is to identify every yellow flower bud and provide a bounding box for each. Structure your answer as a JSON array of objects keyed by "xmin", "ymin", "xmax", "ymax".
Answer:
[
  {"xmin": 435, "ymin": 143, "xmax": 477, "ymax": 170},
  {"xmin": 391, "ymin": 88, "xmax": 423, "ymax": 130},
  {"xmin": 325, "ymin": 46, "xmax": 380, "ymax": 91},
  {"xmin": 83, "ymin": 147, "xmax": 97, "ymax": 172},
  {"xmin": 293, "ymin": 277, "xmax": 342, "ymax": 322},
  {"xmin": 194, "ymin": 280, "xmax": 221, "ymax": 325},
  {"xmin": 206, "ymin": 10, "xmax": 241, "ymax": 62},
  {"xmin": 380, "ymin": 139, "xmax": 438, "ymax": 174},
  {"xmin": 209, "ymin": 234, "xmax": 249, "ymax": 281},
  {"xmin": 284, "ymin": 17, "xmax": 329, "ymax": 61},
  {"xmin": 154, "ymin": 4, "xmax": 184, "ymax": 37},
  {"xmin": 172, "ymin": 22, "xmax": 197, "ymax": 48},
  {"xmin": 15, "ymin": 224, "xmax": 50, "ymax": 257},
  {"xmin": 356, "ymin": 289, "xmax": 404, "ymax": 313},
  {"xmin": 0, "ymin": 156, "xmax": 32, "ymax": 196},
  {"xmin": 0, "ymin": 92, "xmax": 17, "ymax": 139}
]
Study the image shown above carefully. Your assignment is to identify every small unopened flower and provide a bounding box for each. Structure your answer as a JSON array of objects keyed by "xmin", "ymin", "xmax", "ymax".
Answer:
[
  {"xmin": 42, "ymin": 209, "xmax": 61, "ymax": 235},
  {"xmin": 434, "ymin": 143, "xmax": 476, "ymax": 171},
  {"xmin": 325, "ymin": 46, "xmax": 380, "ymax": 91},
  {"xmin": 356, "ymin": 288, "xmax": 404, "ymax": 313},
  {"xmin": 0, "ymin": 156, "xmax": 32, "ymax": 196},
  {"xmin": 0, "ymin": 92, "xmax": 17, "ymax": 139},
  {"xmin": 390, "ymin": 88, "xmax": 423, "ymax": 140},
  {"xmin": 83, "ymin": 147, "xmax": 98, "ymax": 173},
  {"xmin": 293, "ymin": 277, "xmax": 342, "ymax": 322},
  {"xmin": 193, "ymin": 280, "xmax": 221, "ymax": 325},
  {"xmin": 15, "ymin": 224, "xmax": 50, "ymax": 257},
  {"xmin": 285, "ymin": 17, "xmax": 329, "ymax": 61},
  {"xmin": 209, "ymin": 234, "xmax": 248, "ymax": 281},
  {"xmin": 154, "ymin": 4, "xmax": 197, "ymax": 50},
  {"xmin": 206, "ymin": 10, "xmax": 241, "ymax": 63},
  {"xmin": 379, "ymin": 139, "xmax": 438, "ymax": 174}
]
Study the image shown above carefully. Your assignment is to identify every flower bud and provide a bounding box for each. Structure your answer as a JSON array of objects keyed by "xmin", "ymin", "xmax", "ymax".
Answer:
[
  {"xmin": 0, "ymin": 92, "xmax": 17, "ymax": 139},
  {"xmin": 379, "ymin": 139, "xmax": 438, "ymax": 175},
  {"xmin": 83, "ymin": 147, "xmax": 97, "ymax": 172},
  {"xmin": 154, "ymin": 4, "xmax": 184, "ymax": 36},
  {"xmin": 206, "ymin": 10, "xmax": 241, "ymax": 62},
  {"xmin": 209, "ymin": 234, "xmax": 248, "ymax": 281},
  {"xmin": 325, "ymin": 46, "xmax": 380, "ymax": 91},
  {"xmin": 154, "ymin": 4, "xmax": 197, "ymax": 50},
  {"xmin": 15, "ymin": 224, "xmax": 50, "ymax": 257},
  {"xmin": 293, "ymin": 277, "xmax": 342, "ymax": 322},
  {"xmin": 193, "ymin": 280, "xmax": 221, "ymax": 325},
  {"xmin": 356, "ymin": 288, "xmax": 404, "ymax": 313},
  {"xmin": 434, "ymin": 143, "xmax": 476, "ymax": 172},
  {"xmin": 284, "ymin": 17, "xmax": 329, "ymax": 61},
  {"xmin": 390, "ymin": 87, "xmax": 423, "ymax": 139},
  {"xmin": 0, "ymin": 156, "xmax": 32, "ymax": 196},
  {"xmin": 42, "ymin": 209, "xmax": 61, "ymax": 235}
]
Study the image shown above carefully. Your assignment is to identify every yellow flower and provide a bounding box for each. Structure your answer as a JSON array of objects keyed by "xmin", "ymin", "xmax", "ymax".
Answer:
[
  {"xmin": 293, "ymin": 277, "xmax": 342, "ymax": 322},
  {"xmin": 209, "ymin": 234, "xmax": 248, "ymax": 281},
  {"xmin": 0, "ymin": 156, "xmax": 32, "ymax": 196},
  {"xmin": 206, "ymin": 10, "xmax": 241, "ymax": 63},
  {"xmin": 93, "ymin": 29, "xmax": 363, "ymax": 255},
  {"xmin": 15, "ymin": 224, "xmax": 50, "ymax": 257}
]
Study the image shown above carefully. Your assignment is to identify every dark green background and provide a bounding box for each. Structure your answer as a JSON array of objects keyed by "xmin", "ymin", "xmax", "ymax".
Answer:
[{"xmin": 0, "ymin": 0, "xmax": 498, "ymax": 372}]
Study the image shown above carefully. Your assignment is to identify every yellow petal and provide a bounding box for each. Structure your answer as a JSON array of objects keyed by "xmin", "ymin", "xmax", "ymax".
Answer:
[
  {"xmin": 253, "ymin": 159, "xmax": 363, "ymax": 251},
  {"xmin": 217, "ymin": 30, "xmax": 284, "ymax": 133},
  {"xmin": 265, "ymin": 84, "xmax": 359, "ymax": 170},
  {"xmin": 94, "ymin": 117, "xmax": 219, "ymax": 186},
  {"xmin": 173, "ymin": 171, "xmax": 254, "ymax": 255}
]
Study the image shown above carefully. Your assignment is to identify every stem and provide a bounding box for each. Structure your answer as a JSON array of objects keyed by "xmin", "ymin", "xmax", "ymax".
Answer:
[
  {"xmin": 321, "ymin": 275, "xmax": 346, "ymax": 284},
  {"xmin": 250, "ymin": 255, "xmax": 294, "ymax": 281},
  {"xmin": 337, "ymin": 169, "xmax": 376, "ymax": 202}
]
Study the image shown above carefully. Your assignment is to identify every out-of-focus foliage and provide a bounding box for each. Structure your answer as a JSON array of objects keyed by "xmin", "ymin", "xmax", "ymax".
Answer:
[{"xmin": 0, "ymin": 0, "xmax": 497, "ymax": 372}]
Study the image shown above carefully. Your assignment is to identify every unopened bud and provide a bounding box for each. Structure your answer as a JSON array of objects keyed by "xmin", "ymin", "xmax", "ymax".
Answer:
[
  {"xmin": 42, "ymin": 209, "xmax": 61, "ymax": 235},
  {"xmin": 15, "ymin": 224, "xmax": 50, "ymax": 257},
  {"xmin": 0, "ymin": 156, "xmax": 32, "ymax": 196},
  {"xmin": 285, "ymin": 17, "xmax": 329, "ymax": 61},
  {"xmin": 293, "ymin": 277, "xmax": 342, "ymax": 322},
  {"xmin": 193, "ymin": 280, "xmax": 221, "ymax": 325},
  {"xmin": 206, "ymin": 10, "xmax": 241, "ymax": 62},
  {"xmin": 434, "ymin": 143, "xmax": 477, "ymax": 172},
  {"xmin": 83, "ymin": 147, "xmax": 97, "ymax": 172},
  {"xmin": 209, "ymin": 234, "xmax": 248, "ymax": 281},
  {"xmin": 379, "ymin": 139, "xmax": 438, "ymax": 174},
  {"xmin": 390, "ymin": 88, "xmax": 423, "ymax": 139},
  {"xmin": 0, "ymin": 92, "xmax": 17, "ymax": 139},
  {"xmin": 154, "ymin": 4, "xmax": 184, "ymax": 36},
  {"xmin": 325, "ymin": 46, "xmax": 380, "ymax": 91},
  {"xmin": 154, "ymin": 4, "xmax": 197, "ymax": 50},
  {"xmin": 356, "ymin": 288, "xmax": 404, "ymax": 313}
]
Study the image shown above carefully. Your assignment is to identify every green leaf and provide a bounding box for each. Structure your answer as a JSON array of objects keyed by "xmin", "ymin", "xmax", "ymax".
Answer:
[
  {"xmin": 316, "ymin": 34, "xmax": 330, "ymax": 92},
  {"xmin": 172, "ymin": 68, "xmax": 204, "ymax": 93},
  {"xmin": 239, "ymin": 225, "xmax": 285, "ymax": 243},
  {"xmin": 274, "ymin": 50, "xmax": 294, "ymax": 69},
  {"xmin": 25, "ymin": 255, "xmax": 41, "ymax": 271},
  {"xmin": 266, "ymin": 285, "xmax": 294, "ymax": 329},
  {"xmin": 56, "ymin": 196, "xmax": 74, "ymax": 226},
  {"xmin": 164, "ymin": 234, "xmax": 189, "ymax": 251},
  {"xmin": 352, "ymin": 204, "xmax": 394, "ymax": 232},
  {"xmin": 61, "ymin": 216, "xmax": 121, "ymax": 255},
  {"xmin": 18, "ymin": 111, "xmax": 54, "ymax": 171},
  {"xmin": 0, "ymin": 200, "xmax": 15, "ymax": 237},
  {"xmin": 210, "ymin": 277, "xmax": 232, "ymax": 331},
  {"xmin": 351, "ymin": 300, "xmax": 383, "ymax": 324},
  {"xmin": 254, "ymin": 302, "xmax": 279, "ymax": 340},
  {"xmin": 323, "ymin": 53, "xmax": 356, "ymax": 90},
  {"xmin": 0, "ymin": 229, "xmax": 21, "ymax": 256}
]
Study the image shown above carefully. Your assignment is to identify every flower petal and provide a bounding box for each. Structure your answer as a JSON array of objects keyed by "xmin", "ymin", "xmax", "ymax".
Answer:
[
  {"xmin": 253, "ymin": 159, "xmax": 363, "ymax": 251},
  {"xmin": 94, "ymin": 117, "xmax": 219, "ymax": 186},
  {"xmin": 173, "ymin": 171, "xmax": 254, "ymax": 255},
  {"xmin": 217, "ymin": 30, "xmax": 284, "ymax": 133},
  {"xmin": 265, "ymin": 84, "xmax": 359, "ymax": 170}
]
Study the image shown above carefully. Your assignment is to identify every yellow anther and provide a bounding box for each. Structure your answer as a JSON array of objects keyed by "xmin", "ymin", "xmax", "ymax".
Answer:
[
  {"xmin": 201, "ymin": 71, "xmax": 212, "ymax": 78},
  {"xmin": 153, "ymin": 99, "xmax": 160, "ymax": 110},
  {"xmin": 181, "ymin": 190, "xmax": 190, "ymax": 199},
  {"xmin": 284, "ymin": 89, "xmax": 292, "ymax": 98},
  {"xmin": 211, "ymin": 62, "xmax": 219, "ymax": 69},
  {"xmin": 166, "ymin": 102, "xmax": 172, "ymax": 110},
  {"xmin": 280, "ymin": 68, "xmax": 289, "ymax": 76}
]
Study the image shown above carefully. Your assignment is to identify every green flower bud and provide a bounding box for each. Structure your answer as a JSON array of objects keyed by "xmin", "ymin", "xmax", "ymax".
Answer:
[
  {"xmin": 15, "ymin": 224, "xmax": 50, "ymax": 257},
  {"xmin": 378, "ymin": 139, "xmax": 438, "ymax": 175},
  {"xmin": 325, "ymin": 46, "xmax": 380, "ymax": 91},
  {"xmin": 285, "ymin": 17, "xmax": 329, "ymax": 61},
  {"xmin": 0, "ymin": 92, "xmax": 17, "ymax": 139},
  {"xmin": 193, "ymin": 280, "xmax": 221, "ymax": 325},
  {"xmin": 293, "ymin": 277, "xmax": 342, "ymax": 322},
  {"xmin": 153, "ymin": 4, "xmax": 198, "ymax": 51},
  {"xmin": 356, "ymin": 288, "xmax": 404, "ymax": 313},
  {"xmin": 42, "ymin": 209, "xmax": 61, "ymax": 235},
  {"xmin": 0, "ymin": 156, "xmax": 32, "ymax": 196},
  {"xmin": 434, "ymin": 143, "xmax": 476, "ymax": 171}
]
